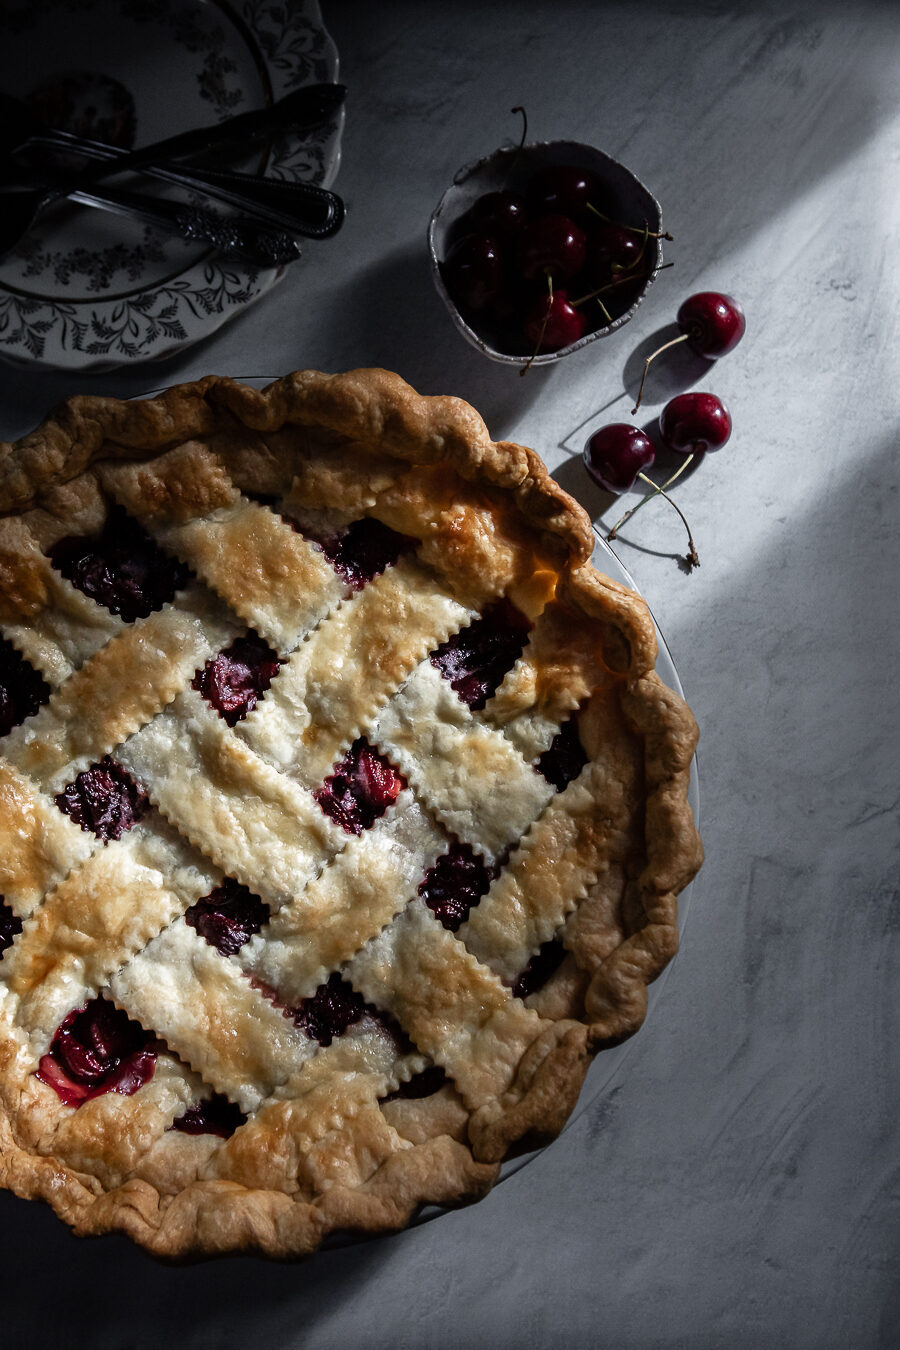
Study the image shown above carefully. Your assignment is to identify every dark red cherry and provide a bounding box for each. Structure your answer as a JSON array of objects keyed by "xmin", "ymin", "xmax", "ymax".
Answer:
[
  {"xmin": 530, "ymin": 165, "xmax": 611, "ymax": 222},
  {"xmin": 0, "ymin": 898, "xmax": 22, "ymax": 957},
  {"xmin": 518, "ymin": 213, "xmax": 587, "ymax": 282},
  {"xmin": 314, "ymin": 738, "xmax": 404, "ymax": 834},
  {"xmin": 317, "ymin": 517, "xmax": 413, "ymax": 590},
  {"xmin": 36, "ymin": 997, "xmax": 156, "ymax": 1107},
  {"xmin": 0, "ymin": 637, "xmax": 49, "ymax": 737},
  {"xmin": 632, "ymin": 292, "xmax": 745, "ymax": 413},
  {"xmin": 677, "ymin": 291, "xmax": 746, "ymax": 359},
  {"xmin": 523, "ymin": 288, "xmax": 586, "ymax": 352},
  {"xmin": 512, "ymin": 938, "xmax": 566, "ymax": 1000},
  {"xmin": 49, "ymin": 505, "xmax": 190, "ymax": 622},
  {"xmin": 659, "ymin": 393, "xmax": 732, "ymax": 455},
  {"xmin": 171, "ymin": 1093, "xmax": 246, "ymax": 1138},
  {"xmin": 586, "ymin": 223, "xmax": 643, "ymax": 283},
  {"xmin": 430, "ymin": 599, "xmax": 531, "ymax": 710},
  {"xmin": 584, "ymin": 424, "xmax": 656, "ymax": 494},
  {"xmin": 185, "ymin": 879, "xmax": 270, "ymax": 956},
  {"xmin": 419, "ymin": 841, "xmax": 498, "ymax": 931},
  {"xmin": 536, "ymin": 715, "xmax": 587, "ymax": 791},
  {"xmin": 193, "ymin": 632, "xmax": 281, "ymax": 726},
  {"xmin": 55, "ymin": 757, "xmax": 149, "ymax": 840},
  {"xmin": 441, "ymin": 231, "xmax": 505, "ymax": 312},
  {"xmin": 463, "ymin": 190, "xmax": 528, "ymax": 240},
  {"xmin": 293, "ymin": 972, "xmax": 367, "ymax": 1046},
  {"xmin": 382, "ymin": 1064, "xmax": 447, "ymax": 1101}
]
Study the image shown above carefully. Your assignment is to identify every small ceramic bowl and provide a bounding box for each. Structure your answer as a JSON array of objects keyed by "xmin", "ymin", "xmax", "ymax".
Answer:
[{"xmin": 428, "ymin": 139, "xmax": 664, "ymax": 367}]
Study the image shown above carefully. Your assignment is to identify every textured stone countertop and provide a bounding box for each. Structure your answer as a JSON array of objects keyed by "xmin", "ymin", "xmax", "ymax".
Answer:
[{"xmin": 0, "ymin": 3, "xmax": 896, "ymax": 1347}]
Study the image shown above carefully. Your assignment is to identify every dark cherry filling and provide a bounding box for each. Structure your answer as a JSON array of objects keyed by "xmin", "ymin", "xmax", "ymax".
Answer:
[
  {"xmin": 382, "ymin": 1064, "xmax": 447, "ymax": 1102},
  {"xmin": 0, "ymin": 898, "xmax": 23, "ymax": 957},
  {"xmin": 419, "ymin": 841, "xmax": 498, "ymax": 931},
  {"xmin": 292, "ymin": 972, "xmax": 368, "ymax": 1047},
  {"xmin": 314, "ymin": 738, "xmax": 405, "ymax": 834},
  {"xmin": 36, "ymin": 996, "xmax": 156, "ymax": 1107},
  {"xmin": 55, "ymin": 757, "xmax": 149, "ymax": 840},
  {"xmin": 512, "ymin": 939, "xmax": 567, "ymax": 1000},
  {"xmin": 537, "ymin": 715, "xmax": 588, "ymax": 791},
  {"xmin": 192, "ymin": 632, "xmax": 282, "ymax": 726},
  {"xmin": 171, "ymin": 1093, "xmax": 247, "ymax": 1138},
  {"xmin": 430, "ymin": 599, "xmax": 532, "ymax": 710},
  {"xmin": 292, "ymin": 972, "xmax": 411, "ymax": 1052},
  {"xmin": 0, "ymin": 637, "xmax": 50, "ymax": 737},
  {"xmin": 185, "ymin": 879, "xmax": 270, "ymax": 957},
  {"xmin": 48, "ymin": 505, "xmax": 190, "ymax": 621},
  {"xmin": 316, "ymin": 517, "xmax": 413, "ymax": 590}
]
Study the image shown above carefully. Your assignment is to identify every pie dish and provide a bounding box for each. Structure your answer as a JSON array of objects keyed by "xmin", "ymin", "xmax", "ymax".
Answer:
[{"xmin": 0, "ymin": 369, "xmax": 702, "ymax": 1258}]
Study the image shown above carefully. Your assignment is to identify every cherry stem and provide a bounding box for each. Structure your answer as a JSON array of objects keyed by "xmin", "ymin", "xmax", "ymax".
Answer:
[
  {"xmin": 606, "ymin": 454, "xmax": 697, "ymax": 559},
  {"xmin": 520, "ymin": 272, "xmax": 553, "ymax": 376},
  {"xmin": 585, "ymin": 203, "xmax": 673, "ymax": 240},
  {"xmin": 511, "ymin": 105, "xmax": 528, "ymax": 148},
  {"xmin": 501, "ymin": 106, "xmax": 528, "ymax": 191},
  {"xmin": 571, "ymin": 261, "xmax": 674, "ymax": 308},
  {"xmin": 631, "ymin": 331, "xmax": 691, "ymax": 413}
]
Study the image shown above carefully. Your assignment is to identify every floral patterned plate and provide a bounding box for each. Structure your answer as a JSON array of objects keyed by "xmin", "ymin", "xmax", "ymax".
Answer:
[{"xmin": 0, "ymin": 0, "xmax": 343, "ymax": 371}]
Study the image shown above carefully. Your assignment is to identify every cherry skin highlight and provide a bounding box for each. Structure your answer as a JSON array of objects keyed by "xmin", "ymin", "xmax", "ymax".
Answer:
[
  {"xmin": 586, "ymin": 223, "xmax": 643, "ymax": 282},
  {"xmin": 441, "ymin": 231, "xmax": 505, "ymax": 313},
  {"xmin": 517, "ymin": 213, "xmax": 587, "ymax": 283},
  {"xmin": 631, "ymin": 291, "xmax": 745, "ymax": 413},
  {"xmin": 55, "ymin": 758, "xmax": 150, "ymax": 840},
  {"xmin": 523, "ymin": 288, "xmax": 586, "ymax": 352},
  {"xmin": 677, "ymin": 291, "xmax": 746, "ymax": 359},
  {"xmin": 584, "ymin": 424, "xmax": 656, "ymax": 494},
  {"xmin": 659, "ymin": 392, "xmax": 732, "ymax": 455},
  {"xmin": 462, "ymin": 190, "xmax": 528, "ymax": 241},
  {"xmin": 530, "ymin": 165, "xmax": 609, "ymax": 223}
]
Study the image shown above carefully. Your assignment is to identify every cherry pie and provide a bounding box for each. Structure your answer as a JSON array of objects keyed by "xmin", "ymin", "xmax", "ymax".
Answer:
[{"xmin": 0, "ymin": 370, "xmax": 701, "ymax": 1257}]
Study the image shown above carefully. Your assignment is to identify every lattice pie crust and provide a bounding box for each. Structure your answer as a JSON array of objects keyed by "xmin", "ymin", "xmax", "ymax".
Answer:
[{"xmin": 0, "ymin": 370, "xmax": 701, "ymax": 1258}]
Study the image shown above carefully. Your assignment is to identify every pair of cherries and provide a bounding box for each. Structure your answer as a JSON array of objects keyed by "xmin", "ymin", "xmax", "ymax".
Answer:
[
  {"xmin": 441, "ymin": 163, "xmax": 665, "ymax": 357},
  {"xmin": 584, "ymin": 291, "xmax": 745, "ymax": 567}
]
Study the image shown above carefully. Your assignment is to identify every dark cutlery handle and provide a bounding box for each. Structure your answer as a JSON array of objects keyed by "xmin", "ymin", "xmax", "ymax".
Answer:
[
  {"xmin": 179, "ymin": 165, "xmax": 345, "ymax": 237},
  {"xmin": 63, "ymin": 83, "xmax": 346, "ymax": 189},
  {"xmin": 69, "ymin": 184, "xmax": 303, "ymax": 267}
]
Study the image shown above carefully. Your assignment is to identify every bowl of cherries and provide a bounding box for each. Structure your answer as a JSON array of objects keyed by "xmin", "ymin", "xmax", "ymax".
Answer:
[{"xmin": 429, "ymin": 138, "xmax": 666, "ymax": 369}]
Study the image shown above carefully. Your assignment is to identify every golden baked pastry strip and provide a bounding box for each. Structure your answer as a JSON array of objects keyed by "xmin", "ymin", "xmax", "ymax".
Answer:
[
  {"xmin": 2, "ymin": 590, "xmax": 238, "ymax": 794},
  {"xmin": 5, "ymin": 831, "xmax": 215, "ymax": 1052},
  {"xmin": 0, "ymin": 760, "xmax": 95, "ymax": 916},
  {"xmin": 107, "ymin": 919, "xmax": 316, "ymax": 1115},
  {"xmin": 347, "ymin": 899, "xmax": 547, "ymax": 1109},
  {"xmin": 206, "ymin": 1026, "xmax": 431, "ymax": 1197},
  {"xmin": 239, "ymin": 556, "xmax": 476, "ymax": 787},
  {"xmin": 100, "ymin": 443, "xmax": 347, "ymax": 653},
  {"xmin": 484, "ymin": 600, "xmax": 613, "ymax": 760},
  {"xmin": 0, "ymin": 516, "xmax": 125, "ymax": 684},
  {"xmin": 116, "ymin": 689, "xmax": 345, "ymax": 909},
  {"xmin": 373, "ymin": 659, "xmax": 554, "ymax": 865},
  {"xmin": 241, "ymin": 790, "xmax": 445, "ymax": 1004},
  {"xmin": 459, "ymin": 765, "xmax": 626, "ymax": 982}
]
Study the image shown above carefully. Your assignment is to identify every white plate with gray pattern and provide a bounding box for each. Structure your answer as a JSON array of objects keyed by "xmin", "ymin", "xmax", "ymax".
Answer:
[{"xmin": 0, "ymin": 0, "xmax": 343, "ymax": 371}]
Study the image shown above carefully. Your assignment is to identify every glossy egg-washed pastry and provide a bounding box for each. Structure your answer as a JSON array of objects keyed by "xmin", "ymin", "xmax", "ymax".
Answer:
[{"xmin": 0, "ymin": 370, "xmax": 701, "ymax": 1258}]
